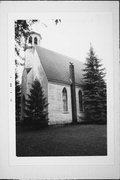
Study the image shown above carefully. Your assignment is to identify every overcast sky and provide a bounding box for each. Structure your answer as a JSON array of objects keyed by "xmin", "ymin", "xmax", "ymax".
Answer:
[{"xmin": 31, "ymin": 12, "xmax": 112, "ymax": 69}]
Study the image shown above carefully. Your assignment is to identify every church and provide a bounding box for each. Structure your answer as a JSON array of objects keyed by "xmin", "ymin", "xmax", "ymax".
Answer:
[{"xmin": 21, "ymin": 31, "xmax": 85, "ymax": 125}]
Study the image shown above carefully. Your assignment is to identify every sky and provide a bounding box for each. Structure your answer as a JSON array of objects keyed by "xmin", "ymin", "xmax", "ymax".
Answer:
[
  {"xmin": 17, "ymin": 12, "xmax": 112, "ymax": 82},
  {"xmin": 31, "ymin": 12, "xmax": 113, "ymax": 69}
]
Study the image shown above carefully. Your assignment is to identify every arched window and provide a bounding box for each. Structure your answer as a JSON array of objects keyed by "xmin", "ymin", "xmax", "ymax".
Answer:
[
  {"xmin": 34, "ymin": 37, "xmax": 38, "ymax": 45},
  {"xmin": 62, "ymin": 87, "xmax": 68, "ymax": 112},
  {"xmin": 29, "ymin": 36, "xmax": 32, "ymax": 44},
  {"xmin": 79, "ymin": 90, "xmax": 83, "ymax": 112}
]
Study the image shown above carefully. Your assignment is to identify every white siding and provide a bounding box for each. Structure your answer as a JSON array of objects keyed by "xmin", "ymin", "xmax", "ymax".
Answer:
[{"xmin": 48, "ymin": 82, "xmax": 72, "ymax": 125}]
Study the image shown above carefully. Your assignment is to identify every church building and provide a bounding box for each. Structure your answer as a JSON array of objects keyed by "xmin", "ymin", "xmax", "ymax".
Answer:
[{"xmin": 21, "ymin": 31, "xmax": 85, "ymax": 125}]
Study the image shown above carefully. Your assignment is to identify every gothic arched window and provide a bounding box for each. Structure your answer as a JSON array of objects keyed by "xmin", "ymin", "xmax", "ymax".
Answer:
[
  {"xmin": 79, "ymin": 90, "xmax": 83, "ymax": 112},
  {"xmin": 29, "ymin": 36, "xmax": 32, "ymax": 44},
  {"xmin": 34, "ymin": 37, "xmax": 38, "ymax": 45},
  {"xmin": 62, "ymin": 87, "xmax": 68, "ymax": 112}
]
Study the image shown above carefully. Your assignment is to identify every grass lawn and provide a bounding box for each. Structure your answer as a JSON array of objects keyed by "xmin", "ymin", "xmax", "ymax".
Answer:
[{"xmin": 16, "ymin": 124, "xmax": 107, "ymax": 156}]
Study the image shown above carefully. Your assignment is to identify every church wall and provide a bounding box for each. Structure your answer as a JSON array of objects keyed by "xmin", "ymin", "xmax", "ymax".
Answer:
[
  {"xmin": 25, "ymin": 48, "xmax": 34, "ymax": 69},
  {"xmin": 24, "ymin": 47, "xmax": 48, "ymax": 98},
  {"xmin": 48, "ymin": 82, "xmax": 72, "ymax": 125},
  {"xmin": 33, "ymin": 49, "xmax": 48, "ymax": 98},
  {"xmin": 32, "ymin": 48, "xmax": 48, "ymax": 119},
  {"xmin": 24, "ymin": 48, "xmax": 35, "ymax": 96},
  {"xmin": 21, "ymin": 47, "xmax": 35, "ymax": 98},
  {"xmin": 21, "ymin": 47, "xmax": 48, "ymax": 119}
]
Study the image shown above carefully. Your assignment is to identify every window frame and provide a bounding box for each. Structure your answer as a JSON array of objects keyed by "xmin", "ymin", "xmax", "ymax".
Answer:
[
  {"xmin": 29, "ymin": 36, "xmax": 32, "ymax": 44},
  {"xmin": 62, "ymin": 87, "xmax": 68, "ymax": 113},
  {"xmin": 34, "ymin": 37, "xmax": 38, "ymax": 45}
]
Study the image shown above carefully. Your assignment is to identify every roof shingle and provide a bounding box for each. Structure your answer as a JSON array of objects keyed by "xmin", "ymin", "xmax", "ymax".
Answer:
[{"xmin": 36, "ymin": 46, "xmax": 84, "ymax": 86}]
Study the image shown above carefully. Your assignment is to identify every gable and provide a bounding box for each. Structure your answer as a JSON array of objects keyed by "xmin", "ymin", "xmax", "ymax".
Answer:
[{"xmin": 36, "ymin": 46, "xmax": 84, "ymax": 86}]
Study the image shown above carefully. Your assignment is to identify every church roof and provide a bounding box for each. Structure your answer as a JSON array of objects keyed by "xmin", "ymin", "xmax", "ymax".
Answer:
[{"xmin": 36, "ymin": 46, "xmax": 84, "ymax": 86}]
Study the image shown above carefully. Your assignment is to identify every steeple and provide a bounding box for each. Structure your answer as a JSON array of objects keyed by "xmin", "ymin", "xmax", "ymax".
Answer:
[
  {"xmin": 24, "ymin": 32, "xmax": 42, "ymax": 71},
  {"xmin": 26, "ymin": 31, "xmax": 42, "ymax": 47}
]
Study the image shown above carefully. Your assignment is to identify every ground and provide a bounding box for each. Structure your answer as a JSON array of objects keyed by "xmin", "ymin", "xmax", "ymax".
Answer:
[{"xmin": 16, "ymin": 124, "xmax": 107, "ymax": 156}]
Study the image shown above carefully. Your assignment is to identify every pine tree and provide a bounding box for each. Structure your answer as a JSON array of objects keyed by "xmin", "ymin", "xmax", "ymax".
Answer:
[
  {"xmin": 82, "ymin": 45, "xmax": 107, "ymax": 123},
  {"xmin": 24, "ymin": 79, "xmax": 48, "ymax": 128},
  {"xmin": 15, "ymin": 72, "xmax": 21, "ymax": 121}
]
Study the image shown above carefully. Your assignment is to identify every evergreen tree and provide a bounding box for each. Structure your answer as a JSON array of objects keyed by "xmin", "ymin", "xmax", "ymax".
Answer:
[
  {"xmin": 24, "ymin": 79, "xmax": 48, "ymax": 128},
  {"xmin": 82, "ymin": 45, "xmax": 107, "ymax": 123},
  {"xmin": 15, "ymin": 72, "xmax": 21, "ymax": 121},
  {"xmin": 15, "ymin": 20, "xmax": 39, "ymax": 67}
]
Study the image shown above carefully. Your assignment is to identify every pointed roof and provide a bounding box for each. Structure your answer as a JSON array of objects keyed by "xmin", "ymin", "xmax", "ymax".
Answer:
[{"xmin": 36, "ymin": 46, "xmax": 84, "ymax": 86}]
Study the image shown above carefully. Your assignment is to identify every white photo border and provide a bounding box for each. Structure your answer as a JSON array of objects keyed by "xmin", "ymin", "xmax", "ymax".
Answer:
[
  {"xmin": 8, "ymin": 12, "xmax": 114, "ymax": 166},
  {"xmin": 0, "ymin": 1, "xmax": 117, "ymax": 179}
]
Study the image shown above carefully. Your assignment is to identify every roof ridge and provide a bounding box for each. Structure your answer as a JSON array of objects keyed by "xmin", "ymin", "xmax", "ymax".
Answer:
[{"xmin": 36, "ymin": 46, "xmax": 83, "ymax": 65}]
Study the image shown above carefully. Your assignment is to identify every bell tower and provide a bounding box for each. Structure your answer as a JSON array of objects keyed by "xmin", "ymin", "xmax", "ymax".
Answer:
[
  {"xmin": 26, "ymin": 31, "xmax": 42, "ymax": 47},
  {"xmin": 24, "ymin": 31, "xmax": 42, "ymax": 71},
  {"xmin": 24, "ymin": 31, "xmax": 42, "ymax": 68}
]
